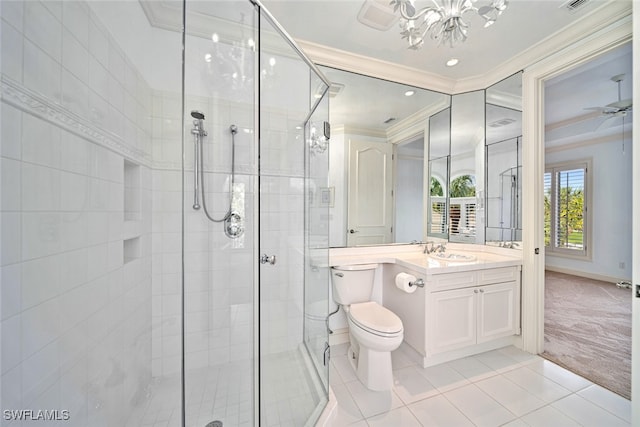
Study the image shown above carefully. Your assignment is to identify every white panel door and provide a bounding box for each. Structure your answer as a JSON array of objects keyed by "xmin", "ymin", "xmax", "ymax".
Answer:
[{"xmin": 347, "ymin": 140, "xmax": 393, "ymax": 246}]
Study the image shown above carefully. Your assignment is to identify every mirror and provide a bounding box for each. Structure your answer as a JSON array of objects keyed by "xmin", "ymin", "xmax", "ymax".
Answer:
[
  {"xmin": 325, "ymin": 65, "xmax": 523, "ymax": 248},
  {"xmin": 322, "ymin": 66, "xmax": 450, "ymax": 247},
  {"xmin": 485, "ymin": 72, "xmax": 523, "ymax": 245},
  {"xmin": 450, "ymin": 91, "xmax": 485, "ymax": 243},
  {"xmin": 428, "ymin": 108, "xmax": 450, "ymax": 240}
]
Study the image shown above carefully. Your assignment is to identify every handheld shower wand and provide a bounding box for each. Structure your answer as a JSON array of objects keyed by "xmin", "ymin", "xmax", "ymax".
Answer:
[
  {"xmin": 191, "ymin": 111, "xmax": 207, "ymax": 210},
  {"xmin": 190, "ymin": 111, "xmax": 242, "ymax": 237}
]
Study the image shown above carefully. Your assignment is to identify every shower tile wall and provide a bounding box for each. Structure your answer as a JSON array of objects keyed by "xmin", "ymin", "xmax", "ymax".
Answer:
[
  {"xmin": 1, "ymin": 1, "xmax": 153, "ymax": 425},
  {"xmin": 151, "ymin": 91, "xmax": 256, "ymax": 376}
]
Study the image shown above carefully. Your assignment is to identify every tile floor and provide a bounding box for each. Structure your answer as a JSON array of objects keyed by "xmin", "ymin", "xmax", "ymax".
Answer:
[
  {"xmin": 126, "ymin": 348, "xmax": 324, "ymax": 427},
  {"xmin": 328, "ymin": 344, "xmax": 631, "ymax": 426}
]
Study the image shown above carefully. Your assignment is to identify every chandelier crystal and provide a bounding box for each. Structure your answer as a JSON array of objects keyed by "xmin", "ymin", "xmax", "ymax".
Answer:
[{"xmin": 390, "ymin": 0, "xmax": 509, "ymax": 48}]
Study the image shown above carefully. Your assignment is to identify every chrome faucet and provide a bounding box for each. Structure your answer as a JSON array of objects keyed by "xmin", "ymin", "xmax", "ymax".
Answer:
[{"xmin": 423, "ymin": 241, "xmax": 447, "ymax": 254}]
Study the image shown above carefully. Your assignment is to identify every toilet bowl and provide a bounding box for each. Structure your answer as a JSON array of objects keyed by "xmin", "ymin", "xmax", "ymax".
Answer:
[
  {"xmin": 346, "ymin": 301, "xmax": 403, "ymax": 391},
  {"xmin": 331, "ymin": 265, "xmax": 404, "ymax": 391}
]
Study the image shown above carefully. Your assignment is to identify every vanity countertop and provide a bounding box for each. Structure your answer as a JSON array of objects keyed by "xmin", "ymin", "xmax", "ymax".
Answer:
[{"xmin": 327, "ymin": 243, "xmax": 522, "ymax": 276}]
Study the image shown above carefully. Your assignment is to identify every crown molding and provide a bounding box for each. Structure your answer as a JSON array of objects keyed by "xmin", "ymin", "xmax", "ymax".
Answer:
[
  {"xmin": 387, "ymin": 97, "xmax": 450, "ymax": 144},
  {"xmin": 331, "ymin": 124, "xmax": 387, "ymax": 139},
  {"xmin": 545, "ymin": 130, "xmax": 632, "ymax": 154},
  {"xmin": 297, "ymin": 40, "xmax": 456, "ymax": 94},
  {"xmin": 486, "ymin": 89, "xmax": 522, "ymax": 111}
]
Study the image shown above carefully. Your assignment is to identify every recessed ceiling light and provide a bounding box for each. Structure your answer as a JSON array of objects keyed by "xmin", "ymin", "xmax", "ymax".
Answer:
[
  {"xmin": 446, "ymin": 58, "xmax": 459, "ymax": 67},
  {"xmin": 404, "ymin": 90, "xmax": 415, "ymax": 97}
]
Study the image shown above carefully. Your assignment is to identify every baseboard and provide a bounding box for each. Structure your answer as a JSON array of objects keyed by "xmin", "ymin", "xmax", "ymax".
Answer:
[{"xmin": 545, "ymin": 265, "xmax": 631, "ymax": 284}]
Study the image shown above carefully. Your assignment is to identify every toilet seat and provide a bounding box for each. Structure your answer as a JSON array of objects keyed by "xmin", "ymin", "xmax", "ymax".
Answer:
[{"xmin": 348, "ymin": 302, "xmax": 403, "ymax": 337}]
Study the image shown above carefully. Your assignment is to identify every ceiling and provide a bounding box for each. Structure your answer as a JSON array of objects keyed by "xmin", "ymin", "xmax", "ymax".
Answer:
[{"xmin": 260, "ymin": 0, "xmax": 613, "ymax": 81}]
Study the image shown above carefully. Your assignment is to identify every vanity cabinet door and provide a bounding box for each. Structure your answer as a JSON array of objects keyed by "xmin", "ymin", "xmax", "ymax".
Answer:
[
  {"xmin": 428, "ymin": 288, "xmax": 476, "ymax": 355},
  {"xmin": 477, "ymin": 281, "xmax": 520, "ymax": 343}
]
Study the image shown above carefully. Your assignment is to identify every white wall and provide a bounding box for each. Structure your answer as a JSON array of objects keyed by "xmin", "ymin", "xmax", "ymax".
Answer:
[
  {"xmin": 395, "ymin": 155, "xmax": 424, "ymax": 242},
  {"xmin": 545, "ymin": 137, "xmax": 633, "ymax": 281}
]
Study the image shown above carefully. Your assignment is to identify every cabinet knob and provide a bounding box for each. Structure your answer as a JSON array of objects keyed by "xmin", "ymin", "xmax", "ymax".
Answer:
[
  {"xmin": 479, "ymin": 289, "xmax": 484, "ymax": 293},
  {"xmin": 474, "ymin": 289, "xmax": 479, "ymax": 293}
]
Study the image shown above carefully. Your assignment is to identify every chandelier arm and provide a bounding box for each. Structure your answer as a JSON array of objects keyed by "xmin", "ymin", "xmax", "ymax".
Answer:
[
  {"xmin": 395, "ymin": 0, "xmax": 508, "ymax": 48},
  {"xmin": 398, "ymin": 3, "xmax": 439, "ymax": 21}
]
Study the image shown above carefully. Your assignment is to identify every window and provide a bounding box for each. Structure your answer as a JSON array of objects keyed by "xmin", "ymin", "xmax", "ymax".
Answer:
[
  {"xmin": 429, "ymin": 177, "xmax": 447, "ymax": 235},
  {"xmin": 544, "ymin": 161, "xmax": 589, "ymax": 257},
  {"xmin": 450, "ymin": 174, "xmax": 476, "ymax": 242}
]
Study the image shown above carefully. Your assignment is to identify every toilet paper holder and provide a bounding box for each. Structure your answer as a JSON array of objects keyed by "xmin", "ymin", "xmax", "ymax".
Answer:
[{"xmin": 409, "ymin": 278, "xmax": 425, "ymax": 288}]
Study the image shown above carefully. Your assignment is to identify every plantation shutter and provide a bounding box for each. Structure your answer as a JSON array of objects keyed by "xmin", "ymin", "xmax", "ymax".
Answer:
[{"xmin": 544, "ymin": 163, "xmax": 588, "ymax": 256}]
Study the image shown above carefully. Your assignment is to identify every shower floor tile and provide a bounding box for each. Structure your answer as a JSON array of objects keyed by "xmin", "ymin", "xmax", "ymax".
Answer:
[{"xmin": 126, "ymin": 347, "xmax": 325, "ymax": 427}]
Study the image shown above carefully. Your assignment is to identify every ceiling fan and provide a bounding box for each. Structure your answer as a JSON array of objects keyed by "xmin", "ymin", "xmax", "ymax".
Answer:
[{"xmin": 584, "ymin": 74, "xmax": 633, "ymax": 130}]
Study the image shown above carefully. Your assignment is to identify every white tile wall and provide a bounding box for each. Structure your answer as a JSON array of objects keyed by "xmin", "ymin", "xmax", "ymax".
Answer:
[{"xmin": 1, "ymin": 1, "xmax": 154, "ymax": 426}]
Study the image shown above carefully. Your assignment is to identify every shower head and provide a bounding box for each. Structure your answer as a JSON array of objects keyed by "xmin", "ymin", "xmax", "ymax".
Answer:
[{"xmin": 191, "ymin": 110, "xmax": 205, "ymax": 120}]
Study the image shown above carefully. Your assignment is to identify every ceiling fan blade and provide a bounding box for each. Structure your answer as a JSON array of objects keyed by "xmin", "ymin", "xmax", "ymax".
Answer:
[
  {"xmin": 606, "ymin": 99, "xmax": 632, "ymax": 110},
  {"xmin": 583, "ymin": 106, "xmax": 616, "ymax": 114}
]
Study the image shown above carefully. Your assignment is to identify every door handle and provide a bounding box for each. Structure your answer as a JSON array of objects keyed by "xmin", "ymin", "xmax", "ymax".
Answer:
[
  {"xmin": 260, "ymin": 254, "xmax": 276, "ymax": 265},
  {"xmin": 349, "ymin": 229, "xmax": 359, "ymax": 234},
  {"xmin": 323, "ymin": 342, "xmax": 330, "ymax": 366}
]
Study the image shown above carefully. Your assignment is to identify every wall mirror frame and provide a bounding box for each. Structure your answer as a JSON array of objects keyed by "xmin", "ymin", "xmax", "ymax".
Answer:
[{"xmin": 325, "ymin": 65, "xmax": 523, "ymax": 249}]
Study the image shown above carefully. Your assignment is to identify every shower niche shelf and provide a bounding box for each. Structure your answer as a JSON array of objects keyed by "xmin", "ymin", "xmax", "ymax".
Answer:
[
  {"xmin": 124, "ymin": 159, "xmax": 141, "ymax": 222},
  {"xmin": 123, "ymin": 236, "xmax": 141, "ymax": 264}
]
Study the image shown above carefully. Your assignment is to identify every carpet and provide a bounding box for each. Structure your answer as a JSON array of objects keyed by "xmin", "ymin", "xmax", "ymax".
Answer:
[{"xmin": 541, "ymin": 270, "xmax": 631, "ymax": 399}]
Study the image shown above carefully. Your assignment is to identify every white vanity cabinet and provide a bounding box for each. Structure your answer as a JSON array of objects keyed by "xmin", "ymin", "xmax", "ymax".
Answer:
[
  {"xmin": 384, "ymin": 263, "xmax": 521, "ymax": 367},
  {"xmin": 428, "ymin": 279, "xmax": 520, "ymax": 355}
]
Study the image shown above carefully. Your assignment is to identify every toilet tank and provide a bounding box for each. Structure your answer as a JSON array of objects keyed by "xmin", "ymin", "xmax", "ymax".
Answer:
[{"xmin": 331, "ymin": 264, "xmax": 378, "ymax": 305}]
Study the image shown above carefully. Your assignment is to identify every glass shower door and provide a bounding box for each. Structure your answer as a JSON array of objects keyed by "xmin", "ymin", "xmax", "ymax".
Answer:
[
  {"xmin": 181, "ymin": 1, "xmax": 329, "ymax": 426},
  {"xmin": 182, "ymin": 1, "xmax": 258, "ymax": 426},
  {"xmin": 257, "ymin": 6, "xmax": 330, "ymax": 427}
]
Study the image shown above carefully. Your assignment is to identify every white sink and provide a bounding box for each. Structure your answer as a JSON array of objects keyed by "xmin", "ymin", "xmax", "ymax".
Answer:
[{"xmin": 429, "ymin": 252, "xmax": 476, "ymax": 262}]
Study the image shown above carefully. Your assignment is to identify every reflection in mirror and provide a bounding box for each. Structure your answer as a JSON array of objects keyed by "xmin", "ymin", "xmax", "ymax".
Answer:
[
  {"xmin": 427, "ymin": 108, "xmax": 450, "ymax": 240},
  {"xmin": 486, "ymin": 139, "xmax": 522, "ymax": 242},
  {"xmin": 321, "ymin": 66, "xmax": 450, "ymax": 247},
  {"xmin": 450, "ymin": 91, "xmax": 485, "ymax": 243},
  {"xmin": 395, "ymin": 138, "xmax": 425, "ymax": 242},
  {"xmin": 485, "ymin": 72, "xmax": 523, "ymax": 246},
  {"xmin": 428, "ymin": 156, "xmax": 448, "ymax": 239}
]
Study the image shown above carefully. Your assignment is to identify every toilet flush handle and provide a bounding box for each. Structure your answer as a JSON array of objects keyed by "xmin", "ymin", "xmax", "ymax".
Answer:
[{"xmin": 334, "ymin": 272, "xmax": 344, "ymax": 277}]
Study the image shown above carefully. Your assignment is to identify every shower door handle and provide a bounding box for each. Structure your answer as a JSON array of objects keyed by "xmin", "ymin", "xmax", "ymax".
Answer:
[{"xmin": 260, "ymin": 254, "xmax": 276, "ymax": 265}]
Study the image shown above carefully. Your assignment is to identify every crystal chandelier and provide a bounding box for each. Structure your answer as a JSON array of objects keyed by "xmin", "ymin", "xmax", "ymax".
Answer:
[{"xmin": 390, "ymin": 0, "xmax": 509, "ymax": 48}]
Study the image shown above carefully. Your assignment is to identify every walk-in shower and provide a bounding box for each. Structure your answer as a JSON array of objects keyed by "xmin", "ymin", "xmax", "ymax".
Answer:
[{"xmin": 0, "ymin": 0, "xmax": 330, "ymax": 426}]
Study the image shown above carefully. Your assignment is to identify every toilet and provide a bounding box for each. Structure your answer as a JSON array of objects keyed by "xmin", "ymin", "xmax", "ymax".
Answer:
[{"xmin": 331, "ymin": 264, "xmax": 403, "ymax": 391}]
